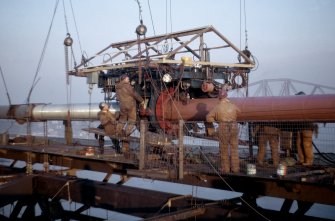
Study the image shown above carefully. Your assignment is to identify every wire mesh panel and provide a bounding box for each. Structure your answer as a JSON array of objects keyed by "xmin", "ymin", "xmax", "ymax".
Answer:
[
  {"xmin": 135, "ymin": 120, "xmax": 335, "ymax": 180},
  {"xmin": 1, "ymin": 118, "xmax": 334, "ymax": 183}
]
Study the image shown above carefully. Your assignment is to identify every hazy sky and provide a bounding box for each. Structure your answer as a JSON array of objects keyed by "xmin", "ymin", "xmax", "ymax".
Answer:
[{"xmin": 0, "ymin": 0, "xmax": 334, "ymax": 105}]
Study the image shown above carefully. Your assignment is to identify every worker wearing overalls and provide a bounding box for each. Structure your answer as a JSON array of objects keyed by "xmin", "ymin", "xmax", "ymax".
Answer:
[{"xmin": 206, "ymin": 89, "xmax": 241, "ymax": 173}]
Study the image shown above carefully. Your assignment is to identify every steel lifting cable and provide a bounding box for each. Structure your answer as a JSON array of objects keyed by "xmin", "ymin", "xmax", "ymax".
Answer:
[
  {"xmin": 0, "ymin": 65, "xmax": 14, "ymax": 133},
  {"xmin": 24, "ymin": 0, "xmax": 60, "ymax": 143},
  {"xmin": 62, "ymin": 0, "xmax": 77, "ymax": 67},
  {"xmin": 199, "ymin": 148, "xmax": 271, "ymax": 221},
  {"xmin": 147, "ymin": 0, "xmax": 156, "ymax": 36},
  {"xmin": 69, "ymin": 0, "xmax": 83, "ymax": 56},
  {"xmin": 64, "ymin": 0, "xmax": 93, "ymax": 134},
  {"xmin": 243, "ymin": 0, "xmax": 248, "ymax": 50},
  {"xmin": 0, "ymin": 65, "xmax": 11, "ymax": 105},
  {"xmin": 26, "ymin": 0, "xmax": 60, "ymax": 104},
  {"xmin": 168, "ymin": 0, "xmax": 173, "ymax": 50},
  {"xmin": 135, "ymin": 0, "xmax": 143, "ymax": 22}
]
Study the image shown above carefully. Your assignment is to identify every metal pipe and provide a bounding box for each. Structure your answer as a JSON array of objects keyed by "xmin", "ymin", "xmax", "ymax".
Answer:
[
  {"xmin": 159, "ymin": 94, "xmax": 335, "ymax": 122},
  {"xmin": 1, "ymin": 94, "xmax": 335, "ymax": 123},
  {"xmin": 0, "ymin": 102, "xmax": 120, "ymax": 121}
]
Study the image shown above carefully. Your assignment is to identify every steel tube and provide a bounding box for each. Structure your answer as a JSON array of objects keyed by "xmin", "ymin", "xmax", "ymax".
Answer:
[
  {"xmin": 0, "ymin": 102, "xmax": 120, "ymax": 121},
  {"xmin": 1, "ymin": 95, "xmax": 335, "ymax": 122},
  {"xmin": 160, "ymin": 94, "xmax": 335, "ymax": 122}
]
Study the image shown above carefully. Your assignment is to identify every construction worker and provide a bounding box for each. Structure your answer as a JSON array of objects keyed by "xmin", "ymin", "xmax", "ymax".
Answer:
[
  {"xmin": 278, "ymin": 122, "xmax": 294, "ymax": 157},
  {"xmin": 97, "ymin": 102, "xmax": 120, "ymax": 154},
  {"xmin": 115, "ymin": 74, "xmax": 145, "ymax": 136},
  {"xmin": 293, "ymin": 92, "xmax": 317, "ymax": 166},
  {"xmin": 254, "ymin": 123, "xmax": 280, "ymax": 167},
  {"xmin": 296, "ymin": 122, "xmax": 318, "ymax": 166},
  {"xmin": 206, "ymin": 89, "xmax": 241, "ymax": 173}
]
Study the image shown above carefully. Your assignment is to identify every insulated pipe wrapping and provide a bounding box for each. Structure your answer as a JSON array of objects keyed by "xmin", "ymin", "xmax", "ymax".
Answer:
[{"xmin": 160, "ymin": 95, "xmax": 335, "ymax": 122}]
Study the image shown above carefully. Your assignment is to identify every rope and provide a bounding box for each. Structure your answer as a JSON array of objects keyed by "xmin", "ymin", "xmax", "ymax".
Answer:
[{"xmin": 199, "ymin": 148, "xmax": 271, "ymax": 221}]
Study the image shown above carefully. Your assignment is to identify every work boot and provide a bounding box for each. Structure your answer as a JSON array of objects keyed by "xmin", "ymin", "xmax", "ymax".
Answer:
[
  {"xmin": 99, "ymin": 146, "xmax": 104, "ymax": 154},
  {"xmin": 98, "ymin": 137, "xmax": 105, "ymax": 154}
]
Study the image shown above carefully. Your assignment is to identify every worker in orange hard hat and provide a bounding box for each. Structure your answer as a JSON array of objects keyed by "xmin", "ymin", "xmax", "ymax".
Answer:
[{"xmin": 206, "ymin": 89, "xmax": 241, "ymax": 173}]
